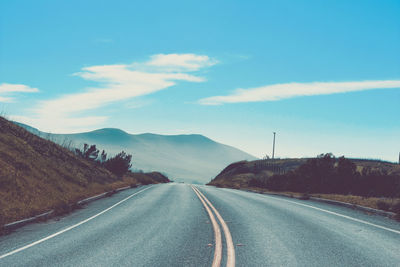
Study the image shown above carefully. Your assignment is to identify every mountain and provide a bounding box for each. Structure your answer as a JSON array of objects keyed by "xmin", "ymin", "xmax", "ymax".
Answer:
[
  {"xmin": 16, "ymin": 123, "xmax": 257, "ymax": 183},
  {"xmin": 0, "ymin": 117, "xmax": 169, "ymax": 225}
]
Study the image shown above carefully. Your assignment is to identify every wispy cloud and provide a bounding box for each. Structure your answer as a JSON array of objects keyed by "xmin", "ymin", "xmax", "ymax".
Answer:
[
  {"xmin": 199, "ymin": 80, "xmax": 400, "ymax": 105},
  {"xmin": 0, "ymin": 83, "xmax": 39, "ymax": 102},
  {"xmin": 146, "ymin": 53, "xmax": 218, "ymax": 72},
  {"xmin": 14, "ymin": 53, "xmax": 216, "ymax": 132}
]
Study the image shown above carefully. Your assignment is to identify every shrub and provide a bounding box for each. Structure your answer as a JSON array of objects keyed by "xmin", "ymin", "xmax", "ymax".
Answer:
[
  {"xmin": 145, "ymin": 172, "xmax": 169, "ymax": 183},
  {"xmin": 54, "ymin": 200, "xmax": 72, "ymax": 215},
  {"xmin": 75, "ymin": 144, "xmax": 99, "ymax": 161},
  {"xmin": 248, "ymin": 178, "xmax": 262, "ymax": 188},
  {"xmin": 376, "ymin": 200, "xmax": 391, "ymax": 211},
  {"xmin": 103, "ymin": 151, "xmax": 132, "ymax": 177}
]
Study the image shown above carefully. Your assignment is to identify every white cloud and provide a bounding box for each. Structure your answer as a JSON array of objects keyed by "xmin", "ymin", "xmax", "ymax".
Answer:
[
  {"xmin": 11, "ymin": 115, "xmax": 108, "ymax": 133},
  {"xmin": 14, "ymin": 53, "xmax": 216, "ymax": 132},
  {"xmin": 199, "ymin": 80, "xmax": 400, "ymax": 105},
  {"xmin": 146, "ymin": 53, "xmax": 218, "ymax": 72},
  {"xmin": 0, "ymin": 83, "xmax": 39, "ymax": 102},
  {"xmin": 0, "ymin": 96, "xmax": 13, "ymax": 102},
  {"xmin": 0, "ymin": 83, "xmax": 39, "ymax": 94}
]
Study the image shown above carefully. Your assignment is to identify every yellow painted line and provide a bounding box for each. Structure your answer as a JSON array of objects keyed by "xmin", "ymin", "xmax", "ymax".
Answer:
[
  {"xmin": 194, "ymin": 187, "xmax": 236, "ymax": 267},
  {"xmin": 0, "ymin": 186, "xmax": 153, "ymax": 260},
  {"xmin": 191, "ymin": 186, "xmax": 222, "ymax": 267}
]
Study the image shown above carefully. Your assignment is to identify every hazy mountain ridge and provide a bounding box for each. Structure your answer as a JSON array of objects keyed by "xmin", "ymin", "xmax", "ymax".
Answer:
[{"xmin": 16, "ymin": 123, "xmax": 257, "ymax": 183}]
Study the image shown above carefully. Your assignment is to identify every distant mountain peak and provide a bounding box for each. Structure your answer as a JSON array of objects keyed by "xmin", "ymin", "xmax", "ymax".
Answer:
[{"xmin": 90, "ymin": 128, "xmax": 130, "ymax": 136}]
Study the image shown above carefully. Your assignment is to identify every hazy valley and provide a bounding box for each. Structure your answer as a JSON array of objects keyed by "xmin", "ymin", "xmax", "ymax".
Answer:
[{"xmin": 17, "ymin": 122, "xmax": 257, "ymax": 184}]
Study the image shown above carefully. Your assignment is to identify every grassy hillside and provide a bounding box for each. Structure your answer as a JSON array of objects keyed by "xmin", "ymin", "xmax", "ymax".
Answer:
[
  {"xmin": 208, "ymin": 159, "xmax": 308, "ymax": 188},
  {"xmin": 208, "ymin": 156, "xmax": 400, "ymax": 213},
  {"xmin": 16, "ymin": 123, "xmax": 257, "ymax": 183},
  {"xmin": 209, "ymin": 158, "xmax": 400, "ymax": 188},
  {"xmin": 0, "ymin": 117, "xmax": 169, "ymax": 225}
]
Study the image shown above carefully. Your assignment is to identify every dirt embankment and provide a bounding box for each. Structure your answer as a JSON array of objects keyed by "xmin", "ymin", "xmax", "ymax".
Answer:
[{"xmin": 0, "ymin": 117, "xmax": 169, "ymax": 225}]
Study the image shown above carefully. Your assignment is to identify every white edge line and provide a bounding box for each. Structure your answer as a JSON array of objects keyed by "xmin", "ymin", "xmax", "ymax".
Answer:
[
  {"xmin": 0, "ymin": 186, "xmax": 153, "ymax": 260},
  {"xmin": 247, "ymin": 191, "xmax": 400, "ymax": 235}
]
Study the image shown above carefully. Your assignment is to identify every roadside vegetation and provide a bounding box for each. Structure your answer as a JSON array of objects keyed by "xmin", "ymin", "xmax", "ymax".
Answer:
[
  {"xmin": 0, "ymin": 117, "xmax": 169, "ymax": 227},
  {"xmin": 209, "ymin": 154, "xmax": 400, "ymax": 218},
  {"xmin": 249, "ymin": 154, "xmax": 400, "ymax": 198},
  {"xmin": 74, "ymin": 143, "xmax": 132, "ymax": 177}
]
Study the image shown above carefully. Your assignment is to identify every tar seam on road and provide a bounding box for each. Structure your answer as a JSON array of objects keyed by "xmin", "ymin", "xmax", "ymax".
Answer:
[
  {"xmin": 191, "ymin": 186, "xmax": 222, "ymax": 267},
  {"xmin": 192, "ymin": 186, "xmax": 236, "ymax": 267},
  {"xmin": 262, "ymin": 194, "xmax": 400, "ymax": 235},
  {"xmin": 0, "ymin": 186, "xmax": 153, "ymax": 260}
]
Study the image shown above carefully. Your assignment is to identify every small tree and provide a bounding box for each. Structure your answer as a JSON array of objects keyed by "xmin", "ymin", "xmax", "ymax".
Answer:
[
  {"xmin": 103, "ymin": 151, "xmax": 132, "ymax": 177},
  {"xmin": 99, "ymin": 150, "xmax": 107, "ymax": 163},
  {"xmin": 75, "ymin": 144, "xmax": 99, "ymax": 161}
]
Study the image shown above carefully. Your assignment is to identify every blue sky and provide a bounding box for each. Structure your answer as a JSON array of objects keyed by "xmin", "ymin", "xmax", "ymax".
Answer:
[{"xmin": 1, "ymin": 0, "xmax": 399, "ymax": 161}]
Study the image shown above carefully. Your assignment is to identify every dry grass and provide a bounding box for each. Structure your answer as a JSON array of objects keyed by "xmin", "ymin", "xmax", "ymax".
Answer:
[
  {"xmin": 239, "ymin": 187, "xmax": 400, "ymax": 212},
  {"xmin": 0, "ymin": 172, "xmax": 166, "ymax": 225},
  {"xmin": 0, "ymin": 117, "xmax": 168, "ymax": 225},
  {"xmin": 309, "ymin": 193, "xmax": 399, "ymax": 211}
]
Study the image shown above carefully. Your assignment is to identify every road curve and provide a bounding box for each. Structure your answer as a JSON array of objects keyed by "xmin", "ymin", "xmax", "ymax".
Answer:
[
  {"xmin": 1, "ymin": 183, "xmax": 399, "ymax": 266},
  {"xmin": 194, "ymin": 187, "xmax": 235, "ymax": 267},
  {"xmin": 197, "ymin": 185, "xmax": 400, "ymax": 267},
  {"xmin": 191, "ymin": 186, "xmax": 223, "ymax": 267}
]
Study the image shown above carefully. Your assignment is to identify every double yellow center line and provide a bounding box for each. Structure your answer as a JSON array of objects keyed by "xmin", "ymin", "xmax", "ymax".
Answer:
[{"xmin": 191, "ymin": 186, "xmax": 235, "ymax": 267}]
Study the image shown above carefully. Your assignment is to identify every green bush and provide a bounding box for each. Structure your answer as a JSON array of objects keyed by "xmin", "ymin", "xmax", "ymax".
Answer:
[
  {"xmin": 74, "ymin": 144, "xmax": 132, "ymax": 177},
  {"xmin": 103, "ymin": 151, "xmax": 132, "ymax": 177}
]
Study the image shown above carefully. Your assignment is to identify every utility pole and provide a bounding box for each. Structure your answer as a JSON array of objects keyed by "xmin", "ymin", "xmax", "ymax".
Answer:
[{"xmin": 272, "ymin": 132, "xmax": 276, "ymax": 160}]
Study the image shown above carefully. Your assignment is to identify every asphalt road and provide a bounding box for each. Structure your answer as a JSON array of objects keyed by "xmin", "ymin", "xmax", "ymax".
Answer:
[{"xmin": 1, "ymin": 183, "xmax": 399, "ymax": 266}]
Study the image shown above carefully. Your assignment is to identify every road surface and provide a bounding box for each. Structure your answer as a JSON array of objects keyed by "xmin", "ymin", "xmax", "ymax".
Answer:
[{"xmin": 0, "ymin": 183, "xmax": 399, "ymax": 266}]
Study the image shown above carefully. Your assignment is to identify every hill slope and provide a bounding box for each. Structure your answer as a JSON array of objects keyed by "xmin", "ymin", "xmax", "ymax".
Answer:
[
  {"xmin": 208, "ymin": 158, "xmax": 400, "ymax": 188},
  {"xmin": 0, "ymin": 118, "xmax": 168, "ymax": 225},
  {"xmin": 17, "ymin": 124, "xmax": 257, "ymax": 183}
]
